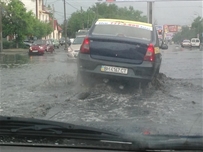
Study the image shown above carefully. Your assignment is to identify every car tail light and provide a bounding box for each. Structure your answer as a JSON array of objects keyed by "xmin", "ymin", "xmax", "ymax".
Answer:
[
  {"xmin": 80, "ymin": 37, "xmax": 90, "ymax": 54},
  {"xmin": 144, "ymin": 43, "xmax": 155, "ymax": 62}
]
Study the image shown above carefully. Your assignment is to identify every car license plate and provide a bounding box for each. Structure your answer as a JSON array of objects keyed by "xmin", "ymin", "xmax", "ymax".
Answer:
[
  {"xmin": 32, "ymin": 50, "xmax": 38, "ymax": 52},
  {"xmin": 101, "ymin": 65, "xmax": 128, "ymax": 74}
]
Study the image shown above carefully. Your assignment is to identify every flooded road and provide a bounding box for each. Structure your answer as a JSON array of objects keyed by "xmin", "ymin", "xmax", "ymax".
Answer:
[{"xmin": 0, "ymin": 45, "xmax": 202, "ymax": 135}]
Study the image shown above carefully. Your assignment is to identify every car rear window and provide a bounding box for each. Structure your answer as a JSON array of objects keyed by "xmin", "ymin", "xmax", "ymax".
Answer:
[
  {"xmin": 72, "ymin": 37, "xmax": 85, "ymax": 44},
  {"xmin": 91, "ymin": 21, "xmax": 152, "ymax": 40},
  {"xmin": 183, "ymin": 40, "xmax": 190, "ymax": 42}
]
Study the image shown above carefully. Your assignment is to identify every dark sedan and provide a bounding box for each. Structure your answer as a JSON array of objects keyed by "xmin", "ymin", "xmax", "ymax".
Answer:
[{"xmin": 77, "ymin": 18, "xmax": 167, "ymax": 86}]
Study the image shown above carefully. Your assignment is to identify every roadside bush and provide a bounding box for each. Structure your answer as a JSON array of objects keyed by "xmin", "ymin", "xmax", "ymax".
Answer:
[
  {"xmin": 3, "ymin": 41, "xmax": 29, "ymax": 49},
  {"xmin": 3, "ymin": 41, "xmax": 16, "ymax": 49}
]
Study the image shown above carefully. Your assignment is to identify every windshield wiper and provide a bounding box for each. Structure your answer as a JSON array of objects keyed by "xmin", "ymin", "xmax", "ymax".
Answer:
[
  {"xmin": 0, "ymin": 116, "xmax": 202, "ymax": 151},
  {"xmin": 0, "ymin": 116, "xmax": 132, "ymax": 143}
]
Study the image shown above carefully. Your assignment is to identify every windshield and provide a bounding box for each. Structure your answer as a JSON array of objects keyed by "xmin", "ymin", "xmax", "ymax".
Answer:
[
  {"xmin": 72, "ymin": 37, "xmax": 85, "ymax": 44},
  {"xmin": 1, "ymin": 0, "xmax": 202, "ymax": 150},
  {"xmin": 183, "ymin": 40, "xmax": 190, "ymax": 42},
  {"xmin": 33, "ymin": 40, "xmax": 46, "ymax": 45}
]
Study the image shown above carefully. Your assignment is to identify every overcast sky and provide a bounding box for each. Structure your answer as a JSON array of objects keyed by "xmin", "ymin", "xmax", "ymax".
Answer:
[{"xmin": 45, "ymin": 0, "xmax": 203, "ymax": 25}]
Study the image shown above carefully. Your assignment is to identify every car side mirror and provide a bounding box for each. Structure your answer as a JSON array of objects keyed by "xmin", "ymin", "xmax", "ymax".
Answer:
[{"xmin": 160, "ymin": 43, "xmax": 168, "ymax": 50}]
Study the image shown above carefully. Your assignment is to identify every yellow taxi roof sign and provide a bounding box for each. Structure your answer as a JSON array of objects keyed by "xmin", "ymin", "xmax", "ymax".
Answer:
[
  {"xmin": 96, "ymin": 18, "xmax": 153, "ymax": 31},
  {"xmin": 97, "ymin": 18, "xmax": 152, "ymax": 27}
]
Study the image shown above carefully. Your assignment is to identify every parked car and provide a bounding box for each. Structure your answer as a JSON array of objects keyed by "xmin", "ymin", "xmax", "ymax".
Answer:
[
  {"xmin": 77, "ymin": 18, "xmax": 167, "ymax": 86},
  {"xmin": 23, "ymin": 40, "xmax": 33, "ymax": 47},
  {"xmin": 50, "ymin": 39, "xmax": 60, "ymax": 49},
  {"xmin": 46, "ymin": 39, "xmax": 55, "ymax": 53},
  {"xmin": 59, "ymin": 37, "xmax": 65, "ymax": 46},
  {"xmin": 59, "ymin": 37, "xmax": 71, "ymax": 46},
  {"xmin": 181, "ymin": 39, "xmax": 191, "ymax": 48},
  {"xmin": 29, "ymin": 40, "xmax": 47, "ymax": 55},
  {"xmin": 191, "ymin": 38, "xmax": 200, "ymax": 48},
  {"xmin": 67, "ymin": 35, "xmax": 85, "ymax": 58}
]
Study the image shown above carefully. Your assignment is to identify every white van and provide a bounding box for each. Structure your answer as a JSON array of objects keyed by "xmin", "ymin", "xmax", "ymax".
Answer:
[{"xmin": 191, "ymin": 38, "xmax": 200, "ymax": 47}]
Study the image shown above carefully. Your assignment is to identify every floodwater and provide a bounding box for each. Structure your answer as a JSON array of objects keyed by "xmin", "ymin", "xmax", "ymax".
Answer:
[{"xmin": 0, "ymin": 45, "xmax": 202, "ymax": 135}]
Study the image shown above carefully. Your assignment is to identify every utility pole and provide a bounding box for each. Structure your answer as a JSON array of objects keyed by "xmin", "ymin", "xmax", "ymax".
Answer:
[
  {"xmin": 81, "ymin": 6, "xmax": 84, "ymax": 29},
  {"xmin": 0, "ymin": 4, "xmax": 3, "ymax": 52},
  {"xmin": 147, "ymin": 1, "xmax": 153, "ymax": 24},
  {"xmin": 52, "ymin": 4, "xmax": 55, "ymax": 39},
  {"xmin": 63, "ymin": 0, "xmax": 68, "ymax": 50},
  {"xmin": 36, "ymin": 0, "xmax": 38, "ymax": 19},
  {"xmin": 87, "ymin": 11, "xmax": 89, "ymax": 29}
]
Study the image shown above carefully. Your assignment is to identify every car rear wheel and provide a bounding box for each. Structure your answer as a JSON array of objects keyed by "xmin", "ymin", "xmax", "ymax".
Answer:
[{"xmin": 156, "ymin": 65, "xmax": 160, "ymax": 75}]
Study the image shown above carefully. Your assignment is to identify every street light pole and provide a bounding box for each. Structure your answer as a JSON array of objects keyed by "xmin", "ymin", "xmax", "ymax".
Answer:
[
  {"xmin": 0, "ymin": 4, "xmax": 3, "ymax": 52},
  {"xmin": 63, "ymin": 0, "xmax": 68, "ymax": 50}
]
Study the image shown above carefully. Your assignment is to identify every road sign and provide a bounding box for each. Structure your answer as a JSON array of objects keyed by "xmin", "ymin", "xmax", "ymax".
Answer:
[{"xmin": 155, "ymin": 25, "xmax": 163, "ymax": 30}]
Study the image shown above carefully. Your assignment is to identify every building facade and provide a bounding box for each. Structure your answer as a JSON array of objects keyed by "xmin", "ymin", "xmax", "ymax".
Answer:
[
  {"xmin": 20, "ymin": 0, "xmax": 62, "ymax": 40},
  {"xmin": 53, "ymin": 20, "xmax": 62, "ymax": 40}
]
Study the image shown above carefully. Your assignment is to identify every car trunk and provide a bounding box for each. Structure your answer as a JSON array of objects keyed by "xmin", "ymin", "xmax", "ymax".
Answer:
[{"xmin": 89, "ymin": 36, "xmax": 149, "ymax": 64}]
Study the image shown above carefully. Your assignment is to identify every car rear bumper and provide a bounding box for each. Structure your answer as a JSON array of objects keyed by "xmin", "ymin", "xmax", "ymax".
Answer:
[
  {"xmin": 77, "ymin": 54, "xmax": 156, "ymax": 80},
  {"xmin": 182, "ymin": 44, "xmax": 191, "ymax": 47},
  {"xmin": 191, "ymin": 44, "xmax": 200, "ymax": 47}
]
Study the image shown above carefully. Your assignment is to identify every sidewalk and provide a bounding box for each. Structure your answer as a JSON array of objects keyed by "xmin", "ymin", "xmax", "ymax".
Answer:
[{"xmin": 0, "ymin": 49, "xmax": 28, "ymax": 55}]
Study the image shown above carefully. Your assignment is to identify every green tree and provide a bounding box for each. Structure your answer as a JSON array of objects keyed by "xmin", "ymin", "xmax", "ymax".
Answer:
[
  {"xmin": 2, "ymin": 0, "xmax": 34, "ymax": 47},
  {"xmin": 66, "ymin": 3, "xmax": 147, "ymax": 38},
  {"xmin": 191, "ymin": 16, "xmax": 203, "ymax": 40},
  {"xmin": 173, "ymin": 16, "xmax": 203, "ymax": 43},
  {"xmin": 172, "ymin": 26, "xmax": 196, "ymax": 43},
  {"xmin": 2, "ymin": 0, "xmax": 52, "ymax": 48},
  {"xmin": 32, "ymin": 18, "xmax": 52, "ymax": 39}
]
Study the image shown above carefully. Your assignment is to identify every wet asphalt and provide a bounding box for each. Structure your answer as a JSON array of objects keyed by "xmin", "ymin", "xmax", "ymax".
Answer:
[{"xmin": 0, "ymin": 45, "xmax": 202, "ymax": 135}]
